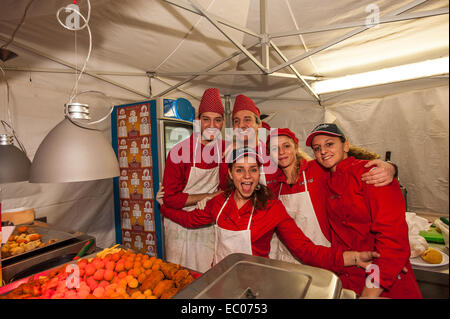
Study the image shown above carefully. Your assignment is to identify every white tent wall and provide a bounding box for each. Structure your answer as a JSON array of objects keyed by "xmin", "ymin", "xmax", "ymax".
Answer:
[
  {"xmin": 261, "ymin": 82, "xmax": 449, "ymax": 216},
  {"xmin": 325, "ymin": 84, "xmax": 449, "ymax": 215}
]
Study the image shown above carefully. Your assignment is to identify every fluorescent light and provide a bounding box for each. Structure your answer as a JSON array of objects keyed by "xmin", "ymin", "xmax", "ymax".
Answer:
[{"xmin": 311, "ymin": 57, "xmax": 449, "ymax": 94}]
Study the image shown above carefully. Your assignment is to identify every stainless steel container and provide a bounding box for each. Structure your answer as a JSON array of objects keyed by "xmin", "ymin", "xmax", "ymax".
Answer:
[{"xmin": 174, "ymin": 253, "xmax": 356, "ymax": 299}]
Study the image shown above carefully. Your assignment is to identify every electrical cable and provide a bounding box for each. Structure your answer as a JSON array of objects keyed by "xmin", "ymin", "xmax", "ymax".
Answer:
[{"xmin": 55, "ymin": 0, "xmax": 114, "ymax": 128}]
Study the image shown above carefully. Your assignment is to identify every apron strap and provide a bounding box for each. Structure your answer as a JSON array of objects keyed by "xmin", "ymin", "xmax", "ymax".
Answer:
[
  {"xmin": 216, "ymin": 195, "xmax": 255, "ymax": 231},
  {"xmin": 278, "ymin": 182, "xmax": 283, "ymax": 198},
  {"xmin": 216, "ymin": 195, "xmax": 230, "ymax": 224},
  {"xmin": 193, "ymin": 135, "xmax": 200, "ymax": 167},
  {"xmin": 302, "ymin": 170, "xmax": 308, "ymax": 192},
  {"xmin": 279, "ymin": 170, "xmax": 309, "ymax": 198},
  {"xmin": 247, "ymin": 205, "xmax": 255, "ymax": 230}
]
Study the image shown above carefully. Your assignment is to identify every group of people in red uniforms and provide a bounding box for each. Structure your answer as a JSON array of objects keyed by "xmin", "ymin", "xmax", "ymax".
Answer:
[{"xmin": 157, "ymin": 88, "xmax": 422, "ymax": 299}]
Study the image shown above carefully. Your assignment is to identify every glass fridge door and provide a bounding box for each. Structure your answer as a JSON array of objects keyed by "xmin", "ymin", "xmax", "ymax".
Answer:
[{"xmin": 164, "ymin": 122, "xmax": 192, "ymax": 160}]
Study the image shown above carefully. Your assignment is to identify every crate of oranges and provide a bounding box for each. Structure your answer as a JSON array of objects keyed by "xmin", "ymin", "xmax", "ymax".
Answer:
[{"xmin": 0, "ymin": 246, "xmax": 197, "ymax": 299}]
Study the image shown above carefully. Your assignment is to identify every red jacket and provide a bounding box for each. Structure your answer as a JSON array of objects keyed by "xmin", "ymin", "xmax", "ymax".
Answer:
[
  {"xmin": 265, "ymin": 159, "xmax": 332, "ymax": 242},
  {"xmin": 162, "ymin": 134, "xmax": 229, "ymax": 209},
  {"xmin": 326, "ymin": 157, "xmax": 422, "ymax": 298},
  {"xmin": 161, "ymin": 191, "xmax": 345, "ymax": 273}
]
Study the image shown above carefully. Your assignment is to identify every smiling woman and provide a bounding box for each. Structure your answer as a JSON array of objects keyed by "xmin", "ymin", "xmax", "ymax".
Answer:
[
  {"xmin": 306, "ymin": 123, "xmax": 422, "ymax": 298},
  {"xmin": 223, "ymin": 148, "xmax": 274, "ymax": 210}
]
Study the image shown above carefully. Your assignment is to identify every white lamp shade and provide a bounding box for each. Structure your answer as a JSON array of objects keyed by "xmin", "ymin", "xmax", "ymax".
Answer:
[
  {"xmin": 29, "ymin": 118, "xmax": 120, "ymax": 183},
  {"xmin": 0, "ymin": 144, "xmax": 31, "ymax": 183}
]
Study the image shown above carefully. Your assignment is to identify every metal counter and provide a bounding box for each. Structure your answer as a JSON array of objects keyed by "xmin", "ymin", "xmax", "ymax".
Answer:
[{"xmin": 174, "ymin": 253, "xmax": 356, "ymax": 299}]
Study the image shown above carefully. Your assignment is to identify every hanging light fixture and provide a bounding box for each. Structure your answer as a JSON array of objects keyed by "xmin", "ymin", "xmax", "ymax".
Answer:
[
  {"xmin": 0, "ymin": 132, "xmax": 31, "ymax": 184},
  {"xmin": 29, "ymin": 1, "xmax": 119, "ymax": 183},
  {"xmin": 0, "ymin": 64, "xmax": 31, "ymax": 184},
  {"xmin": 0, "ymin": 1, "xmax": 34, "ymax": 184}
]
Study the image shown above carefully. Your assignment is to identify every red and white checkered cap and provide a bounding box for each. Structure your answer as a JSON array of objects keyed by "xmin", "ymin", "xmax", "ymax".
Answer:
[{"xmin": 232, "ymin": 94, "xmax": 260, "ymax": 118}]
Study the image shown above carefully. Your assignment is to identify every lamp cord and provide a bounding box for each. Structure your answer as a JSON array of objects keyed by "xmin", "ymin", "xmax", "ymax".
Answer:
[
  {"xmin": 56, "ymin": 1, "xmax": 114, "ymax": 129},
  {"xmin": 0, "ymin": 0, "xmax": 36, "ymax": 50},
  {"xmin": 56, "ymin": 0, "xmax": 92, "ymax": 104},
  {"xmin": 0, "ymin": 63, "xmax": 13, "ymax": 126},
  {"xmin": 0, "ymin": 64, "xmax": 28, "ymax": 156}
]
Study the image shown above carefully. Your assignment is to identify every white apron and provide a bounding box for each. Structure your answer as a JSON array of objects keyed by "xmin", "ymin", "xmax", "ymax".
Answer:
[
  {"xmin": 164, "ymin": 135, "xmax": 219, "ymax": 273},
  {"xmin": 269, "ymin": 170, "xmax": 331, "ymax": 264},
  {"xmin": 213, "ymin": 196, "xmax": 254, "ymax": 265}
]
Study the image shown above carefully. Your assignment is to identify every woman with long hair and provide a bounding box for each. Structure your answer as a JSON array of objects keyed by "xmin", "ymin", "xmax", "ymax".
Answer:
[{"xmin": 305, "ymin": 123, "xmax": 421, "ymax": 298}]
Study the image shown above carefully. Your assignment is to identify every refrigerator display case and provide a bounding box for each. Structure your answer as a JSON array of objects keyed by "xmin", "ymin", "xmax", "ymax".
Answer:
[{"xmin": 111, "ymin": 98, "xmax": 193, "ymax": 260}]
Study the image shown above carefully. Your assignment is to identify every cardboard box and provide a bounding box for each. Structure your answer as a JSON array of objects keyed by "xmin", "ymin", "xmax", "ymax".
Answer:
[{"xmin": 1, "ymin": 207, "xmax": 35, "ymax": 225}]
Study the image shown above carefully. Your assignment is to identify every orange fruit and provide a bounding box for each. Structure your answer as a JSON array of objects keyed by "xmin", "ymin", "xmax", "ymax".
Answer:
[
  {"xmin": 118, "ymin": 271, "xmax": 127, "ymax": 279},
  {"xmin": 115, "ymin": 261, "xmax": 124, "ymax": 272},
  {"xmin": 111, "ymin": 253, "xmax": 121, "ymax": 261},
  {"xmin": 105, "ymin": 261, "xmax": 116, "ymax": 271},
  {"xmin": 143, "ymin": 289, "xmax": 153, "ymax": 297},
  {"xmin": 118, "ymin": 279, "xmax": 127, "ymax": 289},
  {"xmin": 125, "ymin": 275, "xmax": 134, "ymax": 283},
  {"xmin": 93, "ymin": 260, "xmax": 105, "ymax": 270},
  {"xmin": 93, "ymin": 269, "xmax": 105, "ymax": 281},
  {"xmin": 144, "ymin": 269, "xmax": 152, "ymax": 276},
  {"xmin": 142, "ymin": 260, "xmax": 152, "ymax": 269},
  {"xmin": 92, "ymin": 287, "xmax": 105, "ymax": 298},
  {"xmin": 124, "ymin": 260, "xmax": 134, "ymax": 270},
  {"xmin": 104, "ymin": 269, "xmax": 114, "ymax": 281},
  {"xmin": 98, "ymin": 280, "xmax": 110, "ymax": 289},
  {"xmin": 128, "ymin": 278, "xmax": 139, "ymax": 289},
  {"xmin": 137, "ymin": 273, "xmax": 147, "ymax": 284},
  {"xmin": 85, "ymin": 264, "xmax": 96, "ymax": 276},
  {"xmin": 132, "ymin": 267, "xmax": 142, "ymax": 277},
  {"xmin": 151, "ymin": 263, "xmax": 160, "ymax": 271},
  {"xmin": 116, "ymin": 287, "xmax": 126, "ymax": 295}
]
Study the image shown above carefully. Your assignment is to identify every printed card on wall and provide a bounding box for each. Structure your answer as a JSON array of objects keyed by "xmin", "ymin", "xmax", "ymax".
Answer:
[{"xmin": 116, "ymin": 102, "xmax": 157, "ymax": 257}]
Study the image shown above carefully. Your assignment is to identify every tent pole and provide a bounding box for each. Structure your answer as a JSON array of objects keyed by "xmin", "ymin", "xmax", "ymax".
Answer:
[
  {"xmin": 269, "ymin": 0, "xmax": 429, "ymax": 73},
  {"xmin": 164, "ymin": 0, "xmax": 261, "ymax": 39},
  {"xmin": 269, "ymin": 40, "xmax": 321, "ymax": 102},
  {"xmin": 152, "ymin": 76, "xmax": 201, "ymax": 101},
  {"xmin": 270, "ymin": 7, "xmax": 449, "ymax": 39},
  {"xmin": 260, "ymin": 0, "xmax": 269, "ymax": 70},
  {"xmin": 189, "ymin": 0, "xmax": 268, "ymax": 73},
  {"xmin": 1, "ymin": 66, "xmax": 146, "ymax": 77},
  {"xmin": 152, "ymin": 40, "xmax": 260, "ymax": 98},
  {"xmin": 224, "ymin": 95, "xmax": 232, "ymax": 128}
]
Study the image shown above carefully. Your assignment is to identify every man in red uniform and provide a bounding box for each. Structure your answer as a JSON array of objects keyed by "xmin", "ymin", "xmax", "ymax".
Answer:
[
  {"xmin": 161, "ymin": 88, "xmax": 228, "ymax": 273},
  {"xmin": 224, "ymin": 94, "xmax": 278, "ymax": 185}
]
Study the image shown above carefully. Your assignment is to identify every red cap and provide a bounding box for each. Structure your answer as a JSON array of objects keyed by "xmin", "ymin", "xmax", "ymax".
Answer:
[
  {"xmin": 198, "ymin": 88, "xmax": 224, "ymax": 116},
  {"xmin": 268, "ymin": 128, "xmax": 299, "ymax": 145},
  {"xmin": 232, "ymin": 94, "xmax": 260, "ymax": 118}
]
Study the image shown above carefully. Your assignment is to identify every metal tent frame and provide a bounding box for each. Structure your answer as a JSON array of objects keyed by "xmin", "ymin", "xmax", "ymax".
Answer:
[
  {"xmin": 159, "ymin": 0, "xmax": 448, "ymax": 104},
  {"xmin": 0, "ymin": 0, "xmax": 448, "ymax": 104}
]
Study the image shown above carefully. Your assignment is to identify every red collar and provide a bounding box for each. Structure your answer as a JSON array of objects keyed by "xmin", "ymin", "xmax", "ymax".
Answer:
[{"xmin": 279, "ymin": 158, "xmax": 308, "ymax": 185}]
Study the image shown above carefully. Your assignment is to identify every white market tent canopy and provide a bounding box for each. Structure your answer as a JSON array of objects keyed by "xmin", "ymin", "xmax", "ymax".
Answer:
[{"xmin": 0, "ymin": 0, "xmax": 448, "ymax": 248}]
